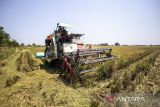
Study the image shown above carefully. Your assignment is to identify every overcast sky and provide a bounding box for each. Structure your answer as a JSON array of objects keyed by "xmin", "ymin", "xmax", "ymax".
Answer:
[{"xmin": 0, "ymin": 0, "xmax": 160, "ymax": 45}]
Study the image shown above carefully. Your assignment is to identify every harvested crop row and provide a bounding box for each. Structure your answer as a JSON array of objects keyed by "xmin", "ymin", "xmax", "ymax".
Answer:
[
  {"xmin": 16, "ymin": 50, "xmax": 40, "ymax": 72},
  {"xmin": 89, "ymin": 51, "xmax": 160, "ymax": 106},
  {"xmin": 110, "ymin": 50, "xmax": 160, "ymax": 93},
  {"xmin": 115, "ymin": 50, "xmax": 151, "ymax": 69},
  {"xmin": 79, "ymin": 49, "xmax": 156, "ymax": 86}
]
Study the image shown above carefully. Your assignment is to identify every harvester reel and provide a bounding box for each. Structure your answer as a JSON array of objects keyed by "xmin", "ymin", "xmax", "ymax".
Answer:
[{"xmin": 63, "ymin": 56, "xmax": 80, "ymax": 83}]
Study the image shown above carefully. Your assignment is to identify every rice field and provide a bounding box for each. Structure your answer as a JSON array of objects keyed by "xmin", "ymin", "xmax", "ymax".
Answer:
[{"xmin": 0, "ymin": 46, "xmax": 160, "ymax": 106}]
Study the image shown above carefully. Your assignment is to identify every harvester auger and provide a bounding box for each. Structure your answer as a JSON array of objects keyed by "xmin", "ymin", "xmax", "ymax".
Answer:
[{"xmin": 36, "ymin": 23, "xmax": 116, "ymax": 83}]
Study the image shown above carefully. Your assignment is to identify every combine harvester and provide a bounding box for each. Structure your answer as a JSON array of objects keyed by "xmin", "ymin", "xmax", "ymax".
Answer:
[{"xmin": 36, "ymin": 23, "xmax": 116, "ymax": 82}]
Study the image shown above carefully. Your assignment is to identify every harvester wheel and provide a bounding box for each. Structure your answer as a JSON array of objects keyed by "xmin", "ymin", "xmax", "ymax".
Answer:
[{"xmin": 44, "ymin": 60, "xmax": 50, "ymax": 67}]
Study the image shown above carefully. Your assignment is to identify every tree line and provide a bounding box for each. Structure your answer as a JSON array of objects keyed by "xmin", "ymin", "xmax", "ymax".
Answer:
[{"xmin": 0, "ymin": 26, "xmax": 19, "ymax": 47}]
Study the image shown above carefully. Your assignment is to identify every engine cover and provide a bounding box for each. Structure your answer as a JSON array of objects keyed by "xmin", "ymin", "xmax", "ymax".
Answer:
[{"xmin": 63, "ymin": 43, "xmax": 78, "ymax": 53}]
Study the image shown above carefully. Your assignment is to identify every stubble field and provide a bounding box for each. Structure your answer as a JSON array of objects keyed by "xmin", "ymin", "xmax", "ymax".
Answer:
[{"xmin": 0, "ymin": 46, "xmax": 160, "ymax": 107}]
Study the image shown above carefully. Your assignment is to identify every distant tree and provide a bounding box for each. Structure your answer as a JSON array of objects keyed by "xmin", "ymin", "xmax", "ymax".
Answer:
[
  {"xmin": 27, "ymin": 44, "xmax": 31, "ymax": 47},
  {"xmin": 115, "ymin": 42, "xmax": 120, "ymax": 46},
  {"xmin": 104, "ymin": 43, "xmax": 108, "ymax": 46},
  {"xmin": 3, "ymin": 39, "xmax": 10, "ymax": 46},
  {"xmin": 11, "ymin": 39, "xmax": 19, "ymax": 47},
  {"xmin": 0, "ymin": 26, "xmax": 19, "ymax": 47},
  {"xmin": 100, "ymin": 43, "xmax": 108, "ymax": 46},
  {"xmin": 32, "ymin": 43, "xmax": 36, "ymax": 47},
  {"xmin": 0, "ymin": 27, "xmax": 6, "ymax": 46},
  {"xmin": 21, "ymin": 43, "xmax": 25, "ymax": 46}
]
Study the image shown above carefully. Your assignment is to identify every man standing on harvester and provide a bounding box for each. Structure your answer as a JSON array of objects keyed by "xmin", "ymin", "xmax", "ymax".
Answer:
[{"xmin": 45, "ymin": 35, "xmax": 52, "ymax": 58}]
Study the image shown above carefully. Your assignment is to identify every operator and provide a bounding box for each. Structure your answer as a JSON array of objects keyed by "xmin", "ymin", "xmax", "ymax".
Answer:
[
  {"xmin": 89, "ymin": 44, "xmax": 92, "ymax": 49},
  {"xmin": 45, "ymin": 35, "xmax": 52, "ymax": 57},
  {"xmin": 59, "ymin": 28, "xmax": 68, "ymax": 43},
  {"xmin": 62, "ymin": 28, "xmax": 70, "ymax": 42}
]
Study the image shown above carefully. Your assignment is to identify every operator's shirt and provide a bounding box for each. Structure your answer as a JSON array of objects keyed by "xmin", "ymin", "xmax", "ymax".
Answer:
[{"xmin": 45, "ymin": 39, "xmax": 51, "ymax": 46}]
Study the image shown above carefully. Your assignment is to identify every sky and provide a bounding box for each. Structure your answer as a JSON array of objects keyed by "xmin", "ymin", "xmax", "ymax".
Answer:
[{"xmin": 0, "ymin": 0, "xmax": 160, "ymax": 45}]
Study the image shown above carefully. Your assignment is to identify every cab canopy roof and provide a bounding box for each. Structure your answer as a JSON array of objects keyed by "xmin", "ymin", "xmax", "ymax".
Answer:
[{"xmin": 57, "ymin": 23, "xmax": 73, "ymax": 28}]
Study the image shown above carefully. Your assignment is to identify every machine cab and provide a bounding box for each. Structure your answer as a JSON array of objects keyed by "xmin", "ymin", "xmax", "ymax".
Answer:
[{"xmin": 52, "ymin": 23, "xmax": 84, "ymax": 58}]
